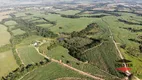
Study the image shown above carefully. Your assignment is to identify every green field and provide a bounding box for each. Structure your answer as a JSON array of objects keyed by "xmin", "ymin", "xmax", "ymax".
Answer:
[
  {"xmin": 17, "ymin": 35, "xmax": 44, "ymax": 46},
  {"xmin": 0, "ymin": 50, "xmax": 18, "ymax": 78},
  {"xmin": 56, "ymin": 10, "xmax": 80, "ymax": 15},
  {"xmin": 36, "ymin": 24, "xmax": 53, "ymax": 28},
  {"xmin": 21, "ymin": 62, "xmax": 92, "ymax": 80},
  {"xmin": 4, "ymin": 20, "xmax": 17, "ymax": 26},
  {"xmin": 17, "ymin": 46, "xmax": 44, "ymax": 65},
  {"xmin": 14, "ymin": 12, "xmax": 26, "ymax": 17},
  {"xmin": 0, "ymin": 24, "xmax": 11, "ymax": 46},
  {"xmin": 47, "ymin": 46, "xmax": 79, "ymax": 62},
  {"xmin": 12, "ymin": 28, "xmax": 26, "ymax": 36},
  {"xmin": 44, "ymin": 13, "xmax": 99, "ymax": 33}
]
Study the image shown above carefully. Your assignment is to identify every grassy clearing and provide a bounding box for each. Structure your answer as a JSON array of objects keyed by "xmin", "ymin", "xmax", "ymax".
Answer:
[
  {"xmin": 56, "ymin": 10, "xmax": 80, "ymax": 15},
  {"xmin": 8, "ymin": 26, "xmax": 16, "ymax": 30},
  {"xmin": 0, "ymin": 50, "xmax": 18, "ymax": 79},
  {"xmin": 17, "ymin": 35, "xmax": 44, "ymax": 46},
  {"xmin": 36, "ymin": 24, "xmax": 53, "ymax": 28},
  {"xmin": 17, "ymin": 46, "xmax": 44, "ymax": 65},
  {"xmin": 21, "ymin": 62, "xmax": 92, "ymax": 80},
  {"xmin": 4, "ymin": 20, "xmax": 17, "ymax": 26},
  {"xmin": 47, "ymin": 46, "xmax": 79, "ymax": 62},
  {"xmin": 33, "ymin": 19, "xmax": 47, "ymax": 23},
  {"xmin": 14, "ymin": 12, "xmax": 26, "ymax": 17},
  {"xmin": 12, "ymin": 28, "xmax": 26, "ymax": 36},
  {"xmin": 0, "ymin": 24, "xmax": 11, "ymax": 46}
]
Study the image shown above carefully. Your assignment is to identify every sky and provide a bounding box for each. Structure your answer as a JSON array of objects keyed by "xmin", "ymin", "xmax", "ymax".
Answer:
[{"xmin": 0, "ymin": 0, "xmax": 141, "ymax": 6}]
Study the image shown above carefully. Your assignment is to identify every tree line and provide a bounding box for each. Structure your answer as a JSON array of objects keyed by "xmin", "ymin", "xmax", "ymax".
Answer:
[
  {"xmin": 118, "ymin": 19, "xmax": 142, "ymax": 25},
  {"xmin": 14, "ymin": 18, "xmax": 58, "ymax": 38},
  {"xmin": 120, "ymin": 27, "xmax": 142, "ymax": 32}
]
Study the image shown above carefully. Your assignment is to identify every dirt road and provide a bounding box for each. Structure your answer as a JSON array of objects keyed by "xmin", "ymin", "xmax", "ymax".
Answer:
[{"xmin": 35, "ymin": 47, "xmax": 104, "ymax": 80}]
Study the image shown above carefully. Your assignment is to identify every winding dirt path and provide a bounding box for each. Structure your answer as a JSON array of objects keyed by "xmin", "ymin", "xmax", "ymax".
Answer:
[
  {"xmin": 35, "ymin": 47, "xmax": 104, "ymax": 80},
  {"xmin": 15, "ymin": 49, "xmax": 25, "ymax": 66}
]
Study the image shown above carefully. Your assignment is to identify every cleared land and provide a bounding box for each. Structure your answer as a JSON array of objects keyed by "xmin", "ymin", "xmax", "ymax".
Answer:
[
  {"xmin": 17, "ymin": 35, "xmax": 44, "ymax": 46},
  {"xmin": 0, "ymin": 50, "xmax": 18, "ymax": 78},
  {"xmin": 44, "ymin": 13, "xmax": 99, "ymax": 33},
  {"xmin": 47, "ymin": 45, "xmax": 79, "ymax": 62},
  {"xmin": 12, "ymin": 29, "xmax": 26, "ymax": 36},
  {"xmin": 37, "ymin": 24, "xmax": 53, "ymax": 28},
  {"xmin": 17, "ymin": 46, "xmax": 44, "ymax": 65},
  {"xmin": 0, "ymin": 24, "xmax": 11, "ymax": 46},
  {"xmin": 4, "ymin": 20, "xmax": 17, "ymax": 26}
]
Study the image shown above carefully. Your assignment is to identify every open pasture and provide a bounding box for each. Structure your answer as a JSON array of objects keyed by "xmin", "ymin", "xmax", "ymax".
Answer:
[
  {"xmin": 4, "ymin": 20, "xmax": 17, "ymax": 26},
  {"xmin": 17, "ymin": 46, "xmax": 44, "ymax": 65},
  {"xmin": 44, "ymin": 13, "xmax": 99, "ymax": 33},
  {"xmin": 12, "ymin": 28, "xmax": 26, "ymax": 36},
  {"xmin": 56, "ymin": 10, "xmax": 80, "ymax": 15},
  {"xmin": 0, "ymin": 50, "xmax": 18, "ymax": 79},
  {"xmin": 0, "ymin": 24, "xmax": 11, "ymax": 46}
]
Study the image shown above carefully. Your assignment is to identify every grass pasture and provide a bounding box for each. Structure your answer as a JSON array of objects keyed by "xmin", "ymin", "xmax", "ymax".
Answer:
[
  {"xmin": 0, "ymin": 24, "xmax": 11, "ymax": 46},
  {"xmin": 56, "ymin": 10, "xmax": 80, "ymax": 15},
  {"xmin": 17, "ymin": 35, "xmax": 44, "ymax": 46},
  {"xmin": 14, "ymin": 12, "xmax": 26, "ymax": 17},
  {"xmin": 12, "ymin": 29, "xmax": 26, "ymax": 36},
  {"xmin": 0, "ymin": 50, "xmax": 18, "ymax": 79},
  {"xmin": 17, "ymin": 46, "xmax": 44, "ymax": 65},
  {"xmin": 36, "ymin": 24, "xmax": 53, "ymax": 28},
  {"xmin": 47, "ymin": 46, "xmax": 79, "ymax": 62},
  {"xmin": 44, "ymin": 13, "xmax": 100, "ymax": 33},
  {"xmin": 21, "ymin": 62, "xmax": 92, "ymax": 80},
  {"xmin": 4, "ymin": 20, "xmax": 17, "ymax": 26}
]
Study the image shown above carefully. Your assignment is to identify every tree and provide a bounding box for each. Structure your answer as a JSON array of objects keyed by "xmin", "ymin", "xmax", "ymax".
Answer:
[
  {"xmin": 120, "ymin": 44, "xmax": 126, "ymax": 49},
  {"xmin": 66, "ymin": 60, "xmax": 70, "ymax": 64},
  {"xmin": 139, "ymin": 45, "xmax": 142, "ymax": 53}
]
